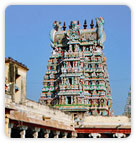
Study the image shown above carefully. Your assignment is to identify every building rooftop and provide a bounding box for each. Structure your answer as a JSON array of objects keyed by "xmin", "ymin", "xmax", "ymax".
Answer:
[{"xmin": 5, "ymin": 57, "xmax": 29, "ymax": 70}]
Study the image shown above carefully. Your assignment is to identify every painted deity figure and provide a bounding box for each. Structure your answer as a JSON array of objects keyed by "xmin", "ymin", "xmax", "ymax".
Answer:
[
  {"xmin": 96, "ymin": 46, "xmax": 102, "ymax": 53},
  {"xmin": 69, "ymin": 45, "xmax": 73, "ymax": 52},
  {"xmin": 53, "ymin": 21, "xmax": 62, "ymax": 31},
  {"xmin": 67, "ymin": 21, "xmax": 80, "ymax": 41},
  {"xmin": 96, "ymin": 17, "xmax": 106, "ymax": 45},
  {"xmin": 49, "ymin": 21, "xmax": 62, "ymax": 48}
]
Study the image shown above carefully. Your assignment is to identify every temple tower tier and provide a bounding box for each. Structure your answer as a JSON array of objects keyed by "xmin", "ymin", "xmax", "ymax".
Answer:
[
  {"xmin": 124, "ymin": 87, "xmax": 131, "ymax": 118},
  {"xmin": 39, "ymin": 18, "xmax": 113, "ymax": 116}
]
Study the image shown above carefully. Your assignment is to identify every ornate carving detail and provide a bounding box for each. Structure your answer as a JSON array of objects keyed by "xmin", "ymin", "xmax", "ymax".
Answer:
[
  {"xmin": 96, "ymin": 17, "xmax": 106, "ymax": 45},
  {"xmin": 53, "ymin": 21, "xmax": 62, "ymax": 31},
  {"xmin": 67, "ymin": 21, "xmax": 80, "ymax": 41}
]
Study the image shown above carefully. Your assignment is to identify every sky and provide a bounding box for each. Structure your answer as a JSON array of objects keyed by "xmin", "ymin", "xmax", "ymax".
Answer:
[{"xmin": 5, "ymin": 5, "xmax": 131, "ymax": 115}]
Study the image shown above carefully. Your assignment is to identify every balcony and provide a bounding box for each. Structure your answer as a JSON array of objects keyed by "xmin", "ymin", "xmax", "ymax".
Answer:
[
  {"xmin": 94, "ymin": 51, "xmax": 102, "ymax": 56},
  {"xmin": 89, "ymin": 106, "xmax": 109, "ymax": 110},
  {"xmin": 84, "ymin": 51, "xmax": 92, "ymax": 56},
  {"xmin": 84, "ymin": 85, "xmax": 96, "ymax": 90},
  {"xmin": 96, "ymin": 86, "xmax": 106, "ymax": 91},
  {"xmin": 60, "ymin": 84, "xmax": 79, "ymax": 90},
  {"xmin": 95, "ymin": 68, "xmax": 104, "ymax": 73},
  {"xmin": 64, "ymin": 52, "xmax": 80, "ymax": 58},
  {"xmin": 84, "ymin": 85, "xmax": 106, "ymax": 91},
  {"xmin": 60, "ymin": 72, "xmax": 81, "ymax": 77},
  {"xmin": 56, "ymin": 105, "xmax": 89, "ymax": 111},
  {"xmin": 85, "ymin": 68, "xmax": 95, "ymax": 73},
  {"xmin": 42, "ymin": 87, "xmax": 48, "ymax": 92},
  {"xmin": 42, "ymin": 86, "xmax": 56, "ymax": 92},
  {"xmin": 58, "ymin": 91, "xmax": 80, "ymax": 95},
  {"xmin": 87, "ymin": 59, "xmax": 102, "ymax": 63},
  {"xmin": 46, "ymin": 70, "xmax": 57, "ymax": 74},
  {"xmin": 50, "ymin": 53, "xmax": 62, "ymax": 58}
]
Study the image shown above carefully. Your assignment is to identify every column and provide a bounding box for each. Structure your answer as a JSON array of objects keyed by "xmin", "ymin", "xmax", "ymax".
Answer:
[
  {"xmin": 5, "ymin": 113, "xmax": 9, "ymax": 137},
  {"xmin": 74, "ymin": 96, "xmax": 76, "ymax": 104},
  {"xmin": 62, "ymin": 77, "xmax": 64, "ymax": 84},
  {"xmin": 21, "ymin": 78, "xmax": 26, "ymax": 104},
  {"xmin": 72, "ymin": 77, "xmax": 74, "ymax": 85},
  {"xmin": 32, "ymin": 127, "xmax": 40, "ymax": 138},
  {"xmin": 113, "ymin": 133, "xmax": 126, "ymax": 138},
  {"xmin": 59, "ymin": 96, "xmax": 62, "ymax": 104},
  {"xmin": 69, "ymin": 44, "xmax": 72, "ymax": 52},
  {"xmin": 83, "ymin": 46, "xmax": 86, "ymax": 51},
  {"xmin": 89, "ymin": 133, "xmax": 101, "ymax": 138},
  {"xmin": 62, "ymin": 132, "xmax": 68, "ymax": 138},
  {"xmin": 43, "ymin": 129, "xmax": 50, "ymax": 138},
  {"xmin": 72, "ymin": 132, "xmax": 77, "ymax": 138},
  {"xmin": 11, "ymin": 83, "xmax": 15, "ymax": 102},
  {"xmin": 53, "ymin": 130, "xmax": 60, "ymax": 138},
  {"xmin": 62, "ymin": 96, "xmax": 65, "ymax": 104},
  {"xmin": 8, "ymin": 123, "xmax": 14, "ymax": 138},
  {"xmin": 20, "ymin": 126, "xmax": 28, "ymax": 138}
]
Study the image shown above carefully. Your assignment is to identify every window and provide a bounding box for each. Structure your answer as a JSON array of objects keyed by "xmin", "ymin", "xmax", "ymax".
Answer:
[
  {"xmin": 74, "ymin": 114, "xmax": 78, "ymax": 121},
  {"xmin": 88, "ymin": 64, "xmax": 92, "ymax": 69},
  {"xmin": 70, "ymin": 61, "xmax": 73, "ymax": 67},
  {"xmin": 95, "ymin": 64, "xmax": 98, "ymax": 69},
  {"xmin": 66, "ymin": 46, "xmax": 69, "ymax": 52},
  {"xmin": 89, "ymin": 81, "xmax": 92, "ymax": 85},
  {"xmin": 72, "ymin": 45, "xmax": 75, "ymax": 52},
  {"xmin": 69, "ymin": 78, "xmax": 72, "ymax": 85},
  {"xmin": 50, "ymin": 66, "xmax": 53, "ymax": 70},
  {"xmin": 47, "ymin": 82, "xmax": 50, "ymax": 87},
  {"xmin": 89, "ymin": 91, "xmax": 91, "ymax": 94},
  {"xmin": 96, "ymin": 80, "xmax": 99, "ymax": 85},
  {"xmin": 86, "ymin": 46, "xmax": 89, "ymax": 51},
  {"xmin": 67, "ymin": 97, "xmax": 71, "ymax": 104},
  {"xmin": 54, "ymin": 82, "xmax": 56, "ymax": 87},
  {"xmin": 48, "ymin": 75, "xmax": 50, "ymax": 80},
  {"xmin": 80, "ymin": 46, "xmax": 83, "ymax": 51}
]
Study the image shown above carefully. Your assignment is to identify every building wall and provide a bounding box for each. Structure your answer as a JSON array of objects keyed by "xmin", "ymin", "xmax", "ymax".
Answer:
[
  {"xmin": 15, "ymin": 67, "xmax": 27, "ymax": 103},
  {"xmin": 5, "ymin": 58, "xmax": 28, "ymax": 104}
]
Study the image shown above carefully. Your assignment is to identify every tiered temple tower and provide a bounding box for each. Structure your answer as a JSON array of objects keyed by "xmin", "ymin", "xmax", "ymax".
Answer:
[
  {"xmin": 124, "ymin": 87, "xmax": 131, "ymax": 118},
  {"xmin": 40, "ymin": 17, "xmax": 112, "ymax": 116}
]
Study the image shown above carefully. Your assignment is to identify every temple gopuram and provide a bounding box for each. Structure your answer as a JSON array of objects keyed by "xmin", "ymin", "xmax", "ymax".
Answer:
[
  {"xmin": 5, "ymin": 18, "xmax": 131, "ymax": 138},
  {"xmin": 124, "ymin": 87, "xmax": 131, "ymax": 118},
  {"xmin": 40, "ymin": 17, "xmax": 112, "ymax": 116}
]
